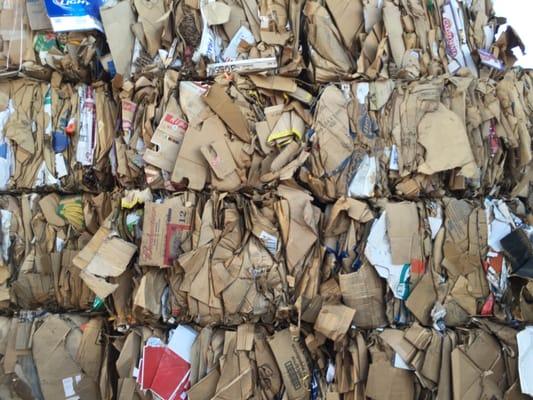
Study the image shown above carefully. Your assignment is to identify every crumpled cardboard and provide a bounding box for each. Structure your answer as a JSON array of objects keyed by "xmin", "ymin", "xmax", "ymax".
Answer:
[
  {"xmin": 32, "ymin": 314, "xmax": 103, "ymax": 400},
  {"xmin": 2, "ymin": 70, "xmax": 533, "ymax": 196},
  {"xmin": 100, "ymin": 1, "xmax": 135, "ymax": 77},
  {"xmin": 339, "ymin": 264, "xmax": 386, "ymax": 329},
  {"xmin": 268, "ymin": 328, "xmax": 311, "ymax": 400},
  {"xmin": 73, "ymin": 221, "xmax": 136, "ymax": 300},
  {"xmin": 303, "ymin": 1, "xmax": 355, "ymax": 83},
  {"xmin": 314, "ymin": 304, "xmax": 355, "ymax": 342}
]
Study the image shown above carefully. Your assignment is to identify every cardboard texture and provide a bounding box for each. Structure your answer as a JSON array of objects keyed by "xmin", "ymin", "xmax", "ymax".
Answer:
[
  {"xmin": 100, "ymin": 1, "xmax": 135, "ymax": 77},
  {"xmin": 139, "ymin": 194, "xmax": 195, "ymax": 268},
  {"xmin": 268, "ymin": 329, "xmax": 311, "ymax": 400},
  {"xmin": 0, "ymin": 72, "xmax": 532, "ymax": 194}
]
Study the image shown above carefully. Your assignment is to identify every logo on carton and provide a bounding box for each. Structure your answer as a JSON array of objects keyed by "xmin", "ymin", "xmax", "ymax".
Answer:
[
  {"xmin": 52, "ymin": 0, "xmax": 91, "ymax": 7},
  {"xmin": 443, "ymin": 17, "xmax": 458, "ymax": 57}
]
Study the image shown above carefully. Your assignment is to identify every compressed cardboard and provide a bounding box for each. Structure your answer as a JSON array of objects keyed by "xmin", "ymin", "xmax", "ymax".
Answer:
[
  {"xmin": 73, "ymin": 225, "xmax": 136, "ymax": 278},
  {"xmin": 339, "ymin": 265, "xmax": 386, "ymax": 329},
  {"xmin": 366, "ymin": 360, "xmax": 415, "ymax": 400},
  {"xmin": 202, "ymin": 83, "xmax": 251, "ymax": 143},
  {"xmin": 314, "ymin": 304, "xmax": 355, "ymax": 342},
  {"xmin": 268, "ymin": 329, "xmax": 310, "ymax": 400},
  {"xmin": 385, "ymin": 202, "xmax": 422, "ymax": 266},
  {"xmin": 171, "ymin": 116, "xmax": 227, "ymax": 190},
  {"xmin": 405, "ymin": 272, "xmax": 437, "ymax": 326},
  {"xmin": 212, "ymin": 331, "xmax": 252, "ymax": 399},
  {"xmin": 133, "ymin": 0, "xmax": 166, "ymax": 57},
  {"xmin": 26, "ymin": 0, "xmax": 52, "ymax": 31},
  {"xmin": 144, "ymin": 100, "xmax": 188, "ymax": 173},
  {"xmin": 100, "ymin": 1, "xmax": 135, "ymax": 77},
  {"xmin": 417, "ymin": 103, "xmax": 477, "ymax": 178},
  {"xmin": 32, "ymin": 315, "xmax": 101, "ymax": 400}
]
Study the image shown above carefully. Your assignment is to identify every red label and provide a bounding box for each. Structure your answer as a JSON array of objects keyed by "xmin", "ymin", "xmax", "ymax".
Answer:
[
  {"xmin": 164, "ymin": 223, "xmax": 191, "ymax": 266},
  {"xmin": 410, "ymin": 259, "xmax": 426, "ymax": 275},
  {"xmin": 163, "ymin": 114, "xmax": 188, "ymax": 130}
]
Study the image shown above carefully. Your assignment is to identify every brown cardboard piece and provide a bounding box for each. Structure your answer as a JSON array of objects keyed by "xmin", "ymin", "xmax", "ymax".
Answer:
[
  {"xmin": 255, "ymin": 334, "xmax": 282, "ymax": 398},
  {"xmin": 32, "ymin": 315, "xmax": 100, "ymax": 400},
  {"xmin": 366, "ymin": 360, "xmax": 415, "ymax": 400},
  {"xmin": 382, "ymin": 1, "xmax": 405, "ymax": 67},
  {"xmin": 201, "ymin": 136, "xmax": 242, "ymax": 192},
  {"xmin": 325, "ymin": 0, "xmax": 363, "ymax": 55},
  {"xmin": 314, "ymin": 304, "xmax": 355, "ymax": 341},
  {"xmin": 312, "ymin": 85, "xmax": 353, "ymax": 175},
  {"xmin": 380, "ymin": 329, "xmax": 417, "ymax": 364},
  {"xmin": 249, "ymin": 75, "xmax": 297, "ymax": 93},
  {"xmin": 267, "ymin": 329, "xmax": 310, "ymax": 400},
  {"xmin": 143, "ymin": 99, "xmax": 188, "ymax": 172},
  {"xmin": 385, "ymin": 202, "xmax": 422, "ymax": 265},
  {"xmin": 417, "ymin": 104, "xmax": 477, "ymax": 178},
  {"xmin": 26, "ymin": 0, "xmax": 52, "ymax": 31},
  {"xmin": 188, "ymin": 368, "xmax": 220, "ymax": 400},
  {"xmin": 100, "ymin": 1, "xmax": 136, "ymax": 77},
  {"xmin": 212, "ymin": 331, "xmax": 252, "ymax": 399},
  {"xmin": 203, "ymin": 84, "xmax": 251, "ymax": 143},
  {"xmin": 204, "ymin": 2, "xmax": 231, "ymax": 25},
  {"xmin": 73, "ymin": 225, "xmax": 136, "ymax": 298},
  {"xmin": 339, "ymin": 264, "xmax": 386, "ymax": 329},
  {"xmin": 133, "ymin": 0, "xmax": 166, "ymax": 57},
  {"xmin": 73, "ymin": 226, "xmax": 137, "ymax": 278},
  {"xmin": 303, "ymin": 1, "xmax": 355, "ymax": 82},
  {"xmin": 277, "ymin": 185, "xmax": 320, "ymax": 274},
  {"xmin": 79, "ymin": 270, "xmax": 119, "ymax": 300},
  {"xmin": 133, "ymin": 270, "xmax": 166, "ymax": 317},
  {"xmin": 139, "ymin": 194, "xmax": 195, "ymax": 268},
  {"xmin": 171, "ymin": 116, "xmax": 227, "ymax": 190},
  {"xmin": 405, "ymin": 271, "xmax": 437, "ymax": 326},
  {"xmin": 451, "ymin": 330, "xmax": 505, "ymax": 400}
]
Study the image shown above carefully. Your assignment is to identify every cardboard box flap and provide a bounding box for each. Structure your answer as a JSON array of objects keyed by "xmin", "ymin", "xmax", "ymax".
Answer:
[
  {"xmin": 79, "ymin": 270, "xmax": 119, "ymax": 299},
  {"xmin": 267, "ymin": 329, "xmax": 310, "ymax": 400},
  {"xmin": 139, "ymin": 195, "xmax": 195, "ymax": 268},
  {"xmin": 32, "ymin": 315, "xmax": 86, "ymax": 400},
  {"xmin": 385, "ymin": 202, "xmax": 422, "ymax": 265},
  {"xmin": 172, "ymin": 117, "xmax": 227, "ymax": 190},
  {"xmin": 417, "ymin": 104, "xmax": 477, "ymax": 178},
  {"xmin": 314, "ymin": 304, "xmax": 355, "ymax": 342},
  {"xmin": 188, "ymin": 367, "xmax": 220, "ymax": 400},
  {"xmin": 203, "ymin": 84, "xmax": 251, "ymax": 143},
  {"xmin": 365, "ymin": 360, "xmax": 415, "ymax": 400},
  {"xmin": 73, "ymin": 225, "xmax": 136, "ymax": 278},
  {"xmin": 100, "ymin": 1, "xmax": 135, "ymax": 76},
  {"xmin": 380, "ymin": 329, "xmax": 417, "ymax": 364},
  {"xmin": 143, "ymin": 99, "xmax": 188, "ymax": 172},
  {"xmin": 451, "ymin": 348, "xmax": 483, "ymax": 400}
]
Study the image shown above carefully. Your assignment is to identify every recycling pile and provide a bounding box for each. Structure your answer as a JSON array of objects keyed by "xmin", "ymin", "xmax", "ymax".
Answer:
[{"xmin": 0, "ymin": 0, "xmax": 533, "ymax": 399}]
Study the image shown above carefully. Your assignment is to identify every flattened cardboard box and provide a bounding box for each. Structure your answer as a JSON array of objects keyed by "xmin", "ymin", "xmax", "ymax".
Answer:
[
  {"xmin": 143, "ymin": 99, "xmax": 188, "ymax": 172},
  {"xmin": 139, "ymin": 196, "xmax": 195, "ymax": 268},
  {"xmin": 267, "ymin": 329, "xmax": 311, "ymax": 400}
]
